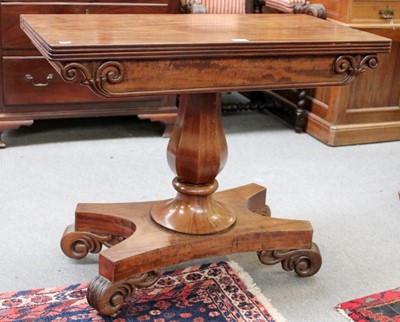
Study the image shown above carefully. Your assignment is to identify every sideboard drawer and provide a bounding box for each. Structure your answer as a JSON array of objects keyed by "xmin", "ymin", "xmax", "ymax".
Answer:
[
  {"xmin": 1, "ymin": 2, "xmax": 168, "ymax": 50},
  {"xmin": 3, "ymin": 57, "xmax": 120, "ymax": 105},
  {"xmin": 0, "ymin": 0, "xmax": 177, "ymax": 146}
]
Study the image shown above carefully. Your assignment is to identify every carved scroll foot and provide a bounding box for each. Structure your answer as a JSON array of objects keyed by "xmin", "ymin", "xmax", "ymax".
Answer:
[
  {"xmin": 258, "ymin": 242, "xmax": 322, "ymax": 277},
  {"xmin": 60, "ymin": 224, "xmax": 125, "ymax": 259},
  {"xmin": 87, "ymin": 271, "xmax": 161, "ymax": 316}
]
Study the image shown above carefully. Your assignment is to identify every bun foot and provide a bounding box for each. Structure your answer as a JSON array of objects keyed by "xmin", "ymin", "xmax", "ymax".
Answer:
[
  {"xmin": 87, "ymin": 271, "xmax": 161, "ymax": 316},
  {"xmin": 258, "ymin": 242, "xmax": 322, "ymax": 277}
]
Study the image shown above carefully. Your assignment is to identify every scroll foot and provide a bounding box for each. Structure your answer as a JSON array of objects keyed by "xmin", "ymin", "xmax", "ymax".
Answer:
[
  {"xmin": 87, "ymin": 271, "xmax": 161, "ymax": 316},
  {"xmin": 258, "ymin": 242, "xmax": 322, "ymax": 277},
  {"xmin": 60, "ymin": 224, "xmax": 125, "ymax": 259}
]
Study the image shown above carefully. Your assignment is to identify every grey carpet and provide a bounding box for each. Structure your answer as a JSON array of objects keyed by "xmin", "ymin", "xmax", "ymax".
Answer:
[{"xmin": 1, "ymin": 112, "xmax": 399, "ymax": 321}]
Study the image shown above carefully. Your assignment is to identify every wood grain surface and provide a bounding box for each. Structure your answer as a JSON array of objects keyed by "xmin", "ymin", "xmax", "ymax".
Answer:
[{"xmin": 20, "ymin": 14, "xmax": 390, "ymax": 58}]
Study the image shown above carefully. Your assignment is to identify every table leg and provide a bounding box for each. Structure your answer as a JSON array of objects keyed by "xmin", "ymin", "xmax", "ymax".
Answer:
[
  {"xmin": 60, "ymin": 93, "xmax": 321, "ymax": 315},
  {"xmin": 151, "ymin": 93, "xmax": 235, "ymax": 235}
]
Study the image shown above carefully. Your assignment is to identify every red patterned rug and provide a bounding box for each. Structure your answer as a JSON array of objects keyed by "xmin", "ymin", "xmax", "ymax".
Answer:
[
  {"xmin": 0, "ymin": 261, "xmax": 285, "ymax": 321},
  {"xmin": 336, "ymin": 287, "xmax": 400, "ymax": 321}
]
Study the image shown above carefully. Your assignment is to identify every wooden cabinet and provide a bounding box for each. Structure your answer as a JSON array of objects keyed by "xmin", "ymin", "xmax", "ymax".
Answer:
[
  {"xmin": 319, "ymin": 0, "xmax": 399, "ymax": 24},
  {"xmin": 0, "ymin": 0, "xmax": 178, "ymax": 147},
  {"xmin": 268, "ymin": 0, "xmax": 400, "ymax": 146}
]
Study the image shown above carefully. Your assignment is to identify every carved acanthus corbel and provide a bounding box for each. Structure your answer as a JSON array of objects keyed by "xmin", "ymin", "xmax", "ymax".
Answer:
[
  {"xmin": 60, "ymin": 61, "xmax": 125, "ymax": 98},
  {"xmin": 334, "ymin": 54, "xmax": 380, "ymax": 84}
]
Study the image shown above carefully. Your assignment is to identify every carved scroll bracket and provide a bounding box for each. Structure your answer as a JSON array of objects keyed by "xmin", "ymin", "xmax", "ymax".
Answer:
[
  {"xmin": 60, "ymin": 224, "xmax": 126, "ymax": 259},
  {"xmin": 258, "ymin": 242, "xmax": 322, "ymax": 277},
  {"xmin": 334, "ymin": 54, "xmax": 380, "ymax": 84},
  {"xmin": 60, "ymin": 61, "xmax": 125, "ymax": 98}
]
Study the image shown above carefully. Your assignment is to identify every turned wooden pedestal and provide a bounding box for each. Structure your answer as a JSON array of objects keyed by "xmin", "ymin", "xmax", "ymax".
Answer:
[
  {"xmin": 60, "ymin": 93, "xmax": 321, "ymax": 315},
  {"xmin": 20, "ymin": 13, "xmax": 390, "ymax": 315}
]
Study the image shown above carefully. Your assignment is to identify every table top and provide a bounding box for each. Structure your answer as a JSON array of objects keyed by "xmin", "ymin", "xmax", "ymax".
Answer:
[
  {"xmin": 20, "ymin": 14, "xmax": 391, "ymax": 61},
  {"xmin": 20, "ymin": 14, "xmax": 392, "ymax": 96}
]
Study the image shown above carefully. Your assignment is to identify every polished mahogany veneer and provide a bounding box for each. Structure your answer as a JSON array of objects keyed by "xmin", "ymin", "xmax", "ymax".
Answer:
[
  {"xmin": 21, "ymin": 13, "xmax": 390, "ymax": 316},
  {"xmin": 21, "ymin": 14, "xmax": 390, "ymax": 96}
]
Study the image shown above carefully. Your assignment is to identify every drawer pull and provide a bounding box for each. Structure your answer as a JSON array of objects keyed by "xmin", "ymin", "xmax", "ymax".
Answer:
[
  {"xmin": 24, "ymin": 73, "xmax": 55, "ymax": 87},
  {"xmin": 379, "ymin": 7, "xmax": 394, "ymax": 19}
]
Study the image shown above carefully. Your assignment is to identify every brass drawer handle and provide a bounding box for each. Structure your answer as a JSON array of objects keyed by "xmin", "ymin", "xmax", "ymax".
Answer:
[
  {"xmin": 379, "ymin": 7, "xmax": 394, "ymax": 19},
  {"xmin": 24, "ymin": 73, "xmax": 55, "ymax": 87}
]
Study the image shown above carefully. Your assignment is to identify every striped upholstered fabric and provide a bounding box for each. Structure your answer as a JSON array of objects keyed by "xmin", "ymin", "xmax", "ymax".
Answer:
[
  {"xmin": 194, "ymin": 0, "xmax": 307, "ymax": 14},
  {"xmin": 200, "ymin": 0, "xmax": 246, "ymax": 14}
]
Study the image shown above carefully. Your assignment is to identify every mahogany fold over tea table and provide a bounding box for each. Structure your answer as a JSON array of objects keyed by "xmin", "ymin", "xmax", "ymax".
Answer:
[{"xmin": 20, "ymin": 14, "xmax": 390, "ymax": 315}]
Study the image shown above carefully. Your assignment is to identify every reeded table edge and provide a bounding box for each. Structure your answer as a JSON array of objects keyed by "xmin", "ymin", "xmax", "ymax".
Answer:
[{"xmin": 20, "ymin": 15, "xmax": 391, "ymax": 61}]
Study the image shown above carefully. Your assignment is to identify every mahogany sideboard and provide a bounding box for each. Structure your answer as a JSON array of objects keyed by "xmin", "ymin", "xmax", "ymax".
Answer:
[
  {"xmin": 0, "ymin": 0, "xmax": 178, "ymax": 148},
  {"xmin": 265, "ymin": 0, "xmax": 400, "ymax": 146}
]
